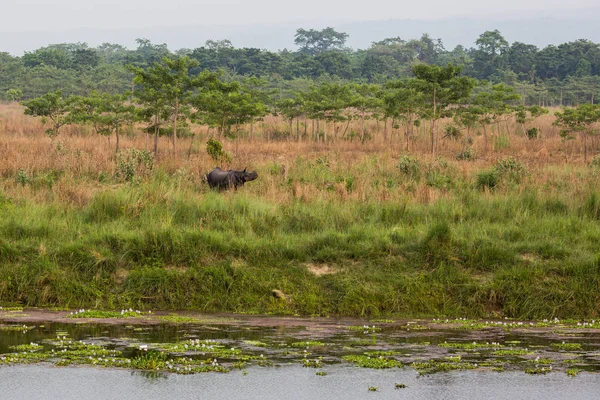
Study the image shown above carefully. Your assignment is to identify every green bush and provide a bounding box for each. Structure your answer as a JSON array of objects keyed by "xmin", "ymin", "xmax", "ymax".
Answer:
[
  {"xmin": 590, "ymin": 154, "xmax": 600, "ymax": 170},
  {"xmin": 397, "ymin": 156, "xmax": 421, "ymax": 180},
  {"xmin": 526, "ymin": 127, "xmax": 538, "ymax": 139},
  {"xmin": 15, "ymin": 169, "xmax": 31, "ymax": 186},
  {"xmin": 456, "ymin": 148, "xmax": 476, "ymax": 161},
  {"xmin": 206, "ymin": 138, "xmax": 231, "ymax": 164},
  {"xmin": 476, "ymin": 170, "xmax": 499, "ymax": 190},
  {"xmin": 494, "ymin": 157, "xmax": 527, "ymax": 184},
  {"xmin": 115, "ymin": 149, "xmax": 154, "ymax": 182}
]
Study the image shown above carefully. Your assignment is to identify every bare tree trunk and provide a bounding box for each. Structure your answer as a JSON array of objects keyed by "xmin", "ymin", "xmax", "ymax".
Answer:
[
  {"xmin": 583, "ymin": 132, "xmax": 588, "ymax": 163},
  {"xmin": 304, "ymin": 116, "xmax": 307, "ymax": 140},
  {"xmin": 115, "ymin": 125, "xmax": 120, "ymax": 154},
  {"xmin": 153, "ymin": 114, "xmax": 159, "ymax": 155},
  {"xmin": 482, "ymin": 124, "xmax": 488, "ymax": 155},
  {"xmin": 333, "ymin": 121, "xmax": 336, "ymax": 140},
  {"xmin": 431, "ymin": 87, "xmax": 437, "ymax": 156},
  {"xmin": 187, "ymin": 134, "xmax": 195, "ymax": 160},
  {"xmin": 289, "ymin": 118, "xmax": 293, "ymax": 141},
  {"xmin": 383, "ymin": 119, "xmax": 388, "ymax": 141},
  {"xmin": 250, "ymin": 122, "xmax": 254, "ymax": 141},
  {"xmin": 361, "ymin": 111, "xmax": 366, "ymax": 142},
  {"xmin": 172, "ymin": 97, "xmax": 178, "ymax": 154},
  {"xmin": 341, "ymin": 118, "xmax": 351, "ymax": 139}
]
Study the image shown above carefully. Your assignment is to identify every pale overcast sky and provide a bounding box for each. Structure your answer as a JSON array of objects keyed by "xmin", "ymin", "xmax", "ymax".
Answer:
[
  {"xmin": 5, "ymin": 0, "xmax": 600, "ymax": 31},
  {"xmin": 1, "ymin": 0, "xmax": 600, "ymax": 54}
]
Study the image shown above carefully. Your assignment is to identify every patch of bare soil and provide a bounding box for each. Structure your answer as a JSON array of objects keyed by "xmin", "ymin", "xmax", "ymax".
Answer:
[{"xmin": 306, "ymin": 263, "xmax": 337, "ymax": 276}]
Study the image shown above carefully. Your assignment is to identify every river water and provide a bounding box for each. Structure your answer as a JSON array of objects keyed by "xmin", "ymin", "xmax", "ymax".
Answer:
[
  {"xmin": 1, "ymin": 314, "xmax": 599, "ymax": 399},
  {"xmin": 1, "ymin": 364, "xmax": 599, "ymax": 400}
]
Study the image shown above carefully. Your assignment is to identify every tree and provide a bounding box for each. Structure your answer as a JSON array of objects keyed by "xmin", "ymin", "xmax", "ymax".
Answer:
[
  {"xmin": 411, "ymin": 64, "xmax": 476, "ymax": 155},
  {"xmin": 22, "ymin": 91, "xmax": 75, "ymax": 138},
  {"xmin": 554, "ymin": 104, "xmax": 600, "ymax": 162},
  {"xmin": 193, "ymin": 73, "xmax": 269, "ymax": 138},
  {"xmin": 507, "ymin": 42, "xmax": 538, "ymax": 82},
  {"xmin": 72, "ymin": 48, "xmax": 100, "ymax": 70},
  {"xmin": 453, "ymin": 105, "xmax": 484, "ymax": 155},
  {"xmin": 303, "ymin": 81, "xmax": 353, "ymax": 141},
  {"xmin": 126, "ymin": 38, "xmax": 171, "ymax": 68},
  {"xmin": 349, "ymin": 83, "xmax": 383, "ymax": 142},
  {"xmin": 472, "ymin": 83, "xmax": 522, "ymax": 152},
  {"xmin": 22, "ymin": 47, "xmax": 71, "ymax": 69},
  {"xmin": 514, "ymin": 105, "xmax": 548, "ymax": 139},
  {"xmin": 276, "ymin": 95, "xmax": 305, "ymax": 141},
  {"xmin": 294, "ymin": 27, "xmax": 349, "ymax": 55},
  {"xmin": 381, "ymin": 81, "xmax": 423, "ymax": 149},
  {"xmin": 473, "ymin": 30, "xmax": 509, "ymax": 79},
  {"xmin": 315, "ymin": 51, "xmax": 353, "ymax": 78},
  {"xmin": 127, "ymin": 56, "xmax": 199, "ymax": 154},
  {"xmin": 405, "ymin": 34, "xmax": 444, "ymax": 64},
  {"xmin": 6, "ymin": 89, "xmax": 23, "ymax": 102},
  {"xmin": 71, "ymin": 91, "xmax": 136, "ymax": 153}
]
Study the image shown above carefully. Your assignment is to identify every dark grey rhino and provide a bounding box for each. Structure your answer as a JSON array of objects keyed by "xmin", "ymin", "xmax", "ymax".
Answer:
[{"xmin": 206, "ymin": 167, "xmax": 258, "ymax": 190}]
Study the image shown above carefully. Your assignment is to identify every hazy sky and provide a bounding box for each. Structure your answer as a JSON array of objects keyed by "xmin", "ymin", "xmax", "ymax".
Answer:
[
  {"xmin": 2, "ymin": 0, "xmax": 599, "ymax": 55},
  {"xmin": 6, "ymin": 0, "xmax": 600, "ymax": 31}
]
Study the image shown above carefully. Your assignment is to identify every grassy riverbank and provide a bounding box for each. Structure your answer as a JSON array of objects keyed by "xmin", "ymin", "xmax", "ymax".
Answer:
[
  {"xmin": 1, "ymin": 160, "xmax": 600, "ymax": 319},
  {"xmin": 2, "ymin": 103, "xmax": 600, "ymax": 319}
]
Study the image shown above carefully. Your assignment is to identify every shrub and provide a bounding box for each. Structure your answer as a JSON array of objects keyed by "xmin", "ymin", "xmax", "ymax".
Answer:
[
  {"xmin": 476, "ymin": 170, "xmax": 499, "ymax": 190},
  {"xmin": 526, "ymin": 127, "xmax": 538, "ymax": 139},
  {"xmin": 426, "ymin": 170, "xmax": 453, "ymax": 190},
  {"xmin": 15, "ymin": 169, "xmax": 31, "ymax": 186},
  {"xmin": 443, "ymin": 125, "xmax": 462, "ymax": 140},
  {"xmin": 115, "ymin": 149, "xmax": 154, "ymax": 182},
  {"xmin": 397, "ymin": 156, "xmax": 421, "ymax": 180},
  {"xmin": 206, "ymin": 138, "xmax": 231, "ymax": 164},
  {"xmin": 494, "ymin": 157, "xmax": 527, "ymax": 183},
  {"xmin": 590, "ymin": 154, "xmax": 600, "ymax": 170},
  {"xmin": 456, "ymin": 148, "xmax": 476, "ymax": 161}
]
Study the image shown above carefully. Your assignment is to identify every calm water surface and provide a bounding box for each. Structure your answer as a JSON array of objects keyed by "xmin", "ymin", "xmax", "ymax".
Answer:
[
  {"xmin": 1, "ymin": 364, "xmax": 599, "ymax": 400},
  {"xmin": 1, "ymin": 317, "xmax": 599, "ymax": 399}
]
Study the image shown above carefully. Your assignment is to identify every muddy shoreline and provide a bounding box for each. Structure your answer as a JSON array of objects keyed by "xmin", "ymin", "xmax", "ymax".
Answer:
[{"xmin": 2, "ymin": 308, "xmax": 600, "ymax": 337}]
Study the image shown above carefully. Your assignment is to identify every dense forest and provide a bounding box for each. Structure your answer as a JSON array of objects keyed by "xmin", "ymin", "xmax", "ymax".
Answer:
[{"xmin": 1, "ymin": 28, "xmax": 599, "ymax": 106}]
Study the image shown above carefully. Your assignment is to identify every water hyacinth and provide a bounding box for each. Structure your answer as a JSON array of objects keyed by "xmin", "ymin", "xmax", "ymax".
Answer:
[{"xmin": 68, "ymin": 309, "xmax": 150, "ymax": 319}]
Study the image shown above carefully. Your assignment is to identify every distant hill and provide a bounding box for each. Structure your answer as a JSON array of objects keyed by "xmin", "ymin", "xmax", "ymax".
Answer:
[
  {"xmin": 2, "ymin": 9, "xmax": 600, "ymax": 55},
  {"xmin": 340, "ymin": 16, "xmax": 600, "ymax": 50}
]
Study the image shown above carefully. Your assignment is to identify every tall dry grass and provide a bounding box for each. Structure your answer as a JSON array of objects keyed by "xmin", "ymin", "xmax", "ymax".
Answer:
[{"xmin": 0, "ymin": 102, "xmax": 598, "ymax": 207}]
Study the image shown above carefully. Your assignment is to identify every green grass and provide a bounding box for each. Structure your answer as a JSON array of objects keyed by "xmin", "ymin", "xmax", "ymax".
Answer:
[{"xmin": 2, "ymin": 164, "xmax": 600, "ymax": 320}]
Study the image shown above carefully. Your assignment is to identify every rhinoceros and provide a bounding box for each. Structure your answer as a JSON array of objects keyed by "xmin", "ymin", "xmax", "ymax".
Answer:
[{"xmin": 206, "ymin": 167, "xmax": 258, "ymax": 190}]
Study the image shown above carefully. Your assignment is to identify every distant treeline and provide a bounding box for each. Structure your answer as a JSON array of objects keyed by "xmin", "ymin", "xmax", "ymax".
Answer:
[{"xmin": 1, "ymin": 28, "xmax": 599, "ymax": 106}]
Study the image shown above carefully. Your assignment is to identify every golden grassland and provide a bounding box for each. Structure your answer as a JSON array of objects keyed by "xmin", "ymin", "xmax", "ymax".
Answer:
[{"xmin": 0, "ymin": 102, "xmax": 597, "ymax": 207}]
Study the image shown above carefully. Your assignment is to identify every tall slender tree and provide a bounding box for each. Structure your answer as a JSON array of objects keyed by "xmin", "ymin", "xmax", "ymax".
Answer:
[
  {"xmin": 411, "ymin": 64, "xmax": 476, "ymax": 155},
  {"xmin": 127, "ymin": 56, "xmax": 199, "ymax": 155}
]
